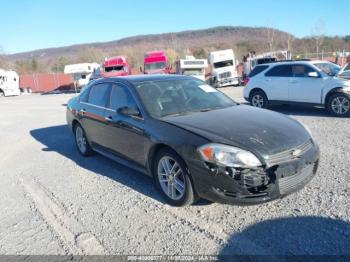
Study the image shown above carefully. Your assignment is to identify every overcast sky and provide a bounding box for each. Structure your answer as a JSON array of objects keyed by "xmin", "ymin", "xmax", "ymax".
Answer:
[{"xmin": 1, "ymin": 0, "xmax": 349, "ymax": 54}]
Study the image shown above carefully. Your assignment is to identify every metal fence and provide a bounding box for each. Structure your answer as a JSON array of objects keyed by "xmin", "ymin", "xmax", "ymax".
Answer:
[{"xmin": 292, "ymin": 51, "xmax": 350, "ymax": 66}]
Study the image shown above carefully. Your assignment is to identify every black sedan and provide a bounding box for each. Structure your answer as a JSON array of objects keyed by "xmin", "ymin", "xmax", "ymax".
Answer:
[{"xmin": 66, "ymin": 75, "xmax": 319, "ymax": 206}]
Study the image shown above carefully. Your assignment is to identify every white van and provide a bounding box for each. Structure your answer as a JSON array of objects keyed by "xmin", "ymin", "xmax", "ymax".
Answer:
[
  {"xmin": 0, "ymin": 69, "xmax": 20, "ymax": 97},
  {"xmin": 208, "ymin": 49, "xmax": 239, "ymax": 87}
]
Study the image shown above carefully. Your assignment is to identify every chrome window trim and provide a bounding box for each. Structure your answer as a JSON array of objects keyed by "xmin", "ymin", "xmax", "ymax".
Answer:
[{"xmin": 80, "ymin": 101, "xmax": 116, "ymax": 112}]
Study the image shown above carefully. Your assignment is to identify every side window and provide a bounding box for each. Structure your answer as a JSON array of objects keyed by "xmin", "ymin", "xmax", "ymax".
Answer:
[
  {"xmin": 265, "ymin": 65, "xmax": 292, "ymax": 77},
  {"xmin": 79, "ymin": 85, "xmax": 91, "ymax": 102},
  {"xmin": 88, "ymin": 83, "xmax": 110, "ymax": 107},
  {"xmin": 109, "ymin": 84, "xmax": 138, "ymax": 111},
  {"xmin": 292, "ymin": 65, "xmax": 316, "ymax": 77},
  {"xmin": 249, "ymin": 65, "xmax": 269, "ymax": 77}
]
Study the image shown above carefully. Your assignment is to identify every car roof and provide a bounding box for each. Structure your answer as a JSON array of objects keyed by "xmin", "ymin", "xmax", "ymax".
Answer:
[
  {"xmin": 92, "ymin": 74, "xmax": 194, "ymax": 85},
  {"xmin": 259, "ymin": 60, "xmax": 338, "ymax": 68},
  {"xmin": 261, "ymin": 60, "xmax": 313, "ymax": 67}
]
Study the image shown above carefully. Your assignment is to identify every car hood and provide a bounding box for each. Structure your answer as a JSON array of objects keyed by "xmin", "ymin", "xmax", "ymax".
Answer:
[{"xmin": 162, "ymin": 105, "xmax": 311, "ymax": 158}]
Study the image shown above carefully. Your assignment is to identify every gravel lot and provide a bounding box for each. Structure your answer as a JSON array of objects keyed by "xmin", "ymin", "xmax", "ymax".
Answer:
[{"xmin": 0, "ymin": 87, "xmax": 349, "ymax": 256}]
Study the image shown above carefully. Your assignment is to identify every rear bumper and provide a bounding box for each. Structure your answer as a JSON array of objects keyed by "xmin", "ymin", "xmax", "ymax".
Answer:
[{"xmin": 188, "ymin": 143, "xmax": 320, "ymax": 205}]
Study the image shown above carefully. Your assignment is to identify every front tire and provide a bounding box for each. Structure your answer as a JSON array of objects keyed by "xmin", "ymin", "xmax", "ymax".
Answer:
[
  {"xmin": 153, "ymin": 148, "xmax": 196, "ymax": 206},
  {"xmin": 327, "ymin": 93, "xmax": 350, "ymax": 117},
  {"xmin": 250, "ymin": 90, "xmax": 269, "ymax": 108},
  {"xmin": 74, "ymin": 124, "xmax": 94, "ymax": 156}
]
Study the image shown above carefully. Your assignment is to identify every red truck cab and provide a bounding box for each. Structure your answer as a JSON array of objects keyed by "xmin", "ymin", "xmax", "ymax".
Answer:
[
  {"xmin": 143, "ymin": 50, "xmax": 171, "ymax": 74},
  {"xmin": 101, "ymin": 56, "xmax": 131, "ymax": 77}
]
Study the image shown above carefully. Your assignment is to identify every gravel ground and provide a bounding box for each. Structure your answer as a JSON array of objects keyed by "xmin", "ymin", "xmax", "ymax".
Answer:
[{"xmin": 0, "ymin": 87, "xmax": 349, "ymax": 256}]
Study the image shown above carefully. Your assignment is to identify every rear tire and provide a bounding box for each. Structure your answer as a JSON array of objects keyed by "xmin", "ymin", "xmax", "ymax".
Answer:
[
  {"xmin": 153, "ymin": 148, "xmax": 197, "ymax": 206},
  {"xmin": 327, "ymin": 93, "xmax": 350, "ymax": 117},
  {"xmin": 250, "ymin": 90, "xmax": 269, "ymax": 108},
  {"xmin": 74, "ymin": 123, "xmax": 94, "ymax": 156}
]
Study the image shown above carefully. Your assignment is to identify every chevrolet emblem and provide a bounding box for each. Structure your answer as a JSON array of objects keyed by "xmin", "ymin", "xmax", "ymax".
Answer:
[{"xmin": 291, "ymin": 149, "xmax": 302, "ymax": 158}]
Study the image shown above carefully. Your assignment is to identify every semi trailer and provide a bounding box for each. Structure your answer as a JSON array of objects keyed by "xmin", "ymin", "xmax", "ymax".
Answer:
[
  {"xmin": 142, "ymin": 50, "xmax": 171, "ymax": 74},
  {"xmin": 0, "ymin": 69, "xmax": 20, "ymax": 97},
  {"xmin": 101, "ymin": 56, "xmax": 131, "ymax": 77},
  {"xmin": 208, "ymin": 49, "xmax": 239, "ymax": 87}
]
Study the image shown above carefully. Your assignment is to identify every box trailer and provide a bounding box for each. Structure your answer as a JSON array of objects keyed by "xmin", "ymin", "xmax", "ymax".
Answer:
[{"xmin": 176, "ymin": 56, "xmax": 208, "ymax": 81}]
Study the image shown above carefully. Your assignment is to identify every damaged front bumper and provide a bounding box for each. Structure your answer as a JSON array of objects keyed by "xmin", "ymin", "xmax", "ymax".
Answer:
[
  {"xmin": 214, "ymin": 77, "xmax": 240, "ymax": 87},
  {"xmin": 188, "ymin": 141, "xmax": 320, "ymax": 205}
]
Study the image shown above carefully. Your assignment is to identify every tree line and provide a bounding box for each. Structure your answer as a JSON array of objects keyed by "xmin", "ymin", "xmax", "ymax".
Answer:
[{"xmin": 1, "ymin": 33, "xmax": 350, "ymax": 75}]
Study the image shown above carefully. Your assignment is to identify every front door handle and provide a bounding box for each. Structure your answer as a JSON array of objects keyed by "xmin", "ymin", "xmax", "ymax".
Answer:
[{"xmin": 105, "ymin": 116, "xmax": 113, "ymax": 122}]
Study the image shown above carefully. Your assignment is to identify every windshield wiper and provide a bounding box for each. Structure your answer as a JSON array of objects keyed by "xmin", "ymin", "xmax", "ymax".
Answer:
[
  {"xmin": 163, "ymin": 111, "xmax": 189, "ymax": 117},
  {"xmin": 198, "ymin": 106, "xmax": 226, "ymax": 112}
]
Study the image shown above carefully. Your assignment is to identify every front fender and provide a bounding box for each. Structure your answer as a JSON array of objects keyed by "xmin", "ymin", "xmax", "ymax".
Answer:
[{"xmin": 322, "ymin": 87, "xmax": 350, "ymax": 104}]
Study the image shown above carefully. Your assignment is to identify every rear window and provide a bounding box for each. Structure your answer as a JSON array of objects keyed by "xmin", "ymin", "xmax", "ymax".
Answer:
[
  {"xmin": 265, "ymin": 65, "xmax": 293, "ymax": 77},
  {"xmin": 248, "ymin": 65, "xmax": 269, "ymax": 77}
]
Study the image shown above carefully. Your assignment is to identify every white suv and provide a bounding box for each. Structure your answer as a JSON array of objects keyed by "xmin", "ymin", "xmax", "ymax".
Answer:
[{"xmin": 243, "ymin": 60, "xmax": 350, "ymax": 116}]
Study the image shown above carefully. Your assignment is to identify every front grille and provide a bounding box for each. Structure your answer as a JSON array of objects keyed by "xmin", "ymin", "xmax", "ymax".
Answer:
[
  {"xmin": 278, "ymin": 163, "xmax": 315, "ymax": 195},
  {"xmin": 264, "ymin": 140, "xmax": 313, "ymax": 166},
  {"xmin": 219, "ymin": 71, "xmax": 231, "ymax": 79}
]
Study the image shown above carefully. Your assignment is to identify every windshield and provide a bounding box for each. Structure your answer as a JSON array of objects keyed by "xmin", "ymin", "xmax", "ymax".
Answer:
[
  {"xmin": 183, "ymin": 69, "xmax": 204, "ymax": 76},
  {"xmin": 105, "ymin": 65, "xmax": 124, "ymax": 72},
  {"xmin": 134, "ymin": 79, "xmax": 236, "ymax": 117},
  {"xmin": 313, "ymin": 62, "xmax": 341, "ymax": 76},
  {"xmin": 213, "ymin": 60, "xmax": 234, "ymax": 69},
  {"xmin": 145, "ymin": 62, "xmax": 166, "ymax": 71}
]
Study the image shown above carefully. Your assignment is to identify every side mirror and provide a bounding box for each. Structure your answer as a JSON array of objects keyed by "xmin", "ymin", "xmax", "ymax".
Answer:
[
  {"xmin": 308, "ymin": 72, "xmax": 319, "ymax": 78},
  {"xmin": 118, "ymin": 106, "xmax": 141, "ymax": 118}
]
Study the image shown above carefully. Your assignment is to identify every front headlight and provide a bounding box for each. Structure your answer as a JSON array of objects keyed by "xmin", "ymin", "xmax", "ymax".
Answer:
[{"xmin": 198, "ymin": 143, "xmax": 261, "ymax": 168}]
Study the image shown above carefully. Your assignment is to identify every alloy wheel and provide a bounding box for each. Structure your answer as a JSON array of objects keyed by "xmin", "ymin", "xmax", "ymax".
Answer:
[
  {"xmin": 252, "ymin": 94, "xmax": 264, "ymax": 108},
  {"xmin": 157, "ymin": 156, "xmax": 186, "ymax": 201},
  {"xmin": 331, "ymin": 96, "xmax": 350, "ymax": 115},
  {"xmin": 75, "ymin": 126, "xmax": 87, "ymax": 154}
]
